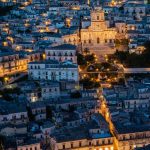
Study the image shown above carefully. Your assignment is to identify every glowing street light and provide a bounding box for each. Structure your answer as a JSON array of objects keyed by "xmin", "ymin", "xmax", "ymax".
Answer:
[{"xmin": 4, "ymin": 77, "xmax": 9, "ymax": 83}]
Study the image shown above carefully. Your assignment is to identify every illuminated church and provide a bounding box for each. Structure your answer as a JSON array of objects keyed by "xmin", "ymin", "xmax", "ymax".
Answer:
[{"xmin": 80, "ymin": 7, "xmax": 117, "ymax": 55}]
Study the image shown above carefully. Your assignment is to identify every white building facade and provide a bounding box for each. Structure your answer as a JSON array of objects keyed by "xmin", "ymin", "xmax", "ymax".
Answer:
[
  {"xmin": 28, "ymin": 60, "xmax": 79, "ymax": 82},
  {"xmin": 45, "ymin": 44, "xmax": 77, "ymax": 63}
]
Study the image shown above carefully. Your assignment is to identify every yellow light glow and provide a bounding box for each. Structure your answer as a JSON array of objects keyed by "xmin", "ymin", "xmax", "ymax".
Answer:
[
  {"xmin": 27, "ymin": 49, "xmax": 33, "ymax": 52},
  {"xmin": 107, "ymin": 79, "xmax": 111, "ymax": 82},
  {"xmin": 4, "ymin": 77, "xmax": 9, "ymax": 82},
  {"xmin": 16, "ymin": 46, "xmax": 21, "ymax": 51},
  {"xmin": 96, "ymin": 79, "xmax": 100, "ymax": 82},
  {"xmin": 83, "ymin": 74, "xmax": 87, "ymax": 77},
  {"xmin": 111, "ymin": 147, "xmax": 114, "ymax": 150},
  {"xmin": 31, "ymin": 97, "xmax": 37, "ymax": 102},
  {"xmin": 3, "ymin": 42, "xmax": 8, "ymax": 47},
  {"xmin": 25, "ymin": 23, "xmax": 30, "ymax": 27},
  {"xmin": 43, "ymin": 53, "xmax": 46, "ymax": 59},
  {"xmin": 7, "ymin": 36, "xmax": 14, "ymax": 43}
]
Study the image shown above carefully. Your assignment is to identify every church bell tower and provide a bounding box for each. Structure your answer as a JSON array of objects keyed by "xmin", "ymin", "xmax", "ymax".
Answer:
[{"xmin": 91, "ymin": 8, "xmax": 107, "ymax": 30}]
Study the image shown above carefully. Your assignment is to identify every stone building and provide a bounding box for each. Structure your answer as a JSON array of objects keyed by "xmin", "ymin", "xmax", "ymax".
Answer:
[
  {"xmin": 28, "ymin": 60, "xmax": 79, "ymax": 82},
  {"xmin": 45, "ymin": 44, "xmax": 77, "ymax": 63},
  {"xmin": 80, "ymin": 8, "xmax": 117, "ymax": 55}
]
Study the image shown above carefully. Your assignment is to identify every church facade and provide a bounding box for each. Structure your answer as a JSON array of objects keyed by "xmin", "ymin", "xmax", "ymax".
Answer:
[{"xmin": 80, "ymin": 8, "xmax": 117, "ymax": 55}]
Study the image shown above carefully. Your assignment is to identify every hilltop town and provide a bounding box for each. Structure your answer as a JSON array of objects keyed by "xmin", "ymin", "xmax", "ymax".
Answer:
[{"xmin": 0, "ymin": 0, "xmax": 150, "ymax": 150}]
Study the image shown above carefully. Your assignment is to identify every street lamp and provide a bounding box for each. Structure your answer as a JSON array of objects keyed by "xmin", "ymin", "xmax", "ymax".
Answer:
[{"xmin": 4, "ymin": 77, "xmax": 9, "ymax": 83}]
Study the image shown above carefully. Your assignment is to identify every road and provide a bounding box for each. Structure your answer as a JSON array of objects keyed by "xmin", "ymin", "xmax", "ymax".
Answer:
[{"xmin": 99, "ymin": 95, "xmax": 119, "ymax": 150}]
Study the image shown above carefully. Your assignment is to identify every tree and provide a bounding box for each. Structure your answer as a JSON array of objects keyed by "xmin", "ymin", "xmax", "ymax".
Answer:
[
  {"xmin": 114, "ymin": 41, "xmax": 150, "ymax": 67},
  {"xmin": 77, "ymin": 53, "xmax": 87, "ymax": 66},
  {"xmin": 85, "ymin": 54, "xmax": 95, "ymax": 63},
  {"xmin": 80, "ymin": 77, "xmax": 100, "ymax": 89},
  {"xmin": 83, "ymin": 48, "xmax": 90, "ymax": 55}
]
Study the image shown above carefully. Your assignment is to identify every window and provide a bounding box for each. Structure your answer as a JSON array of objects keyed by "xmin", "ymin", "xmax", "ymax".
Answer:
[
  {"xmin": 30, "ymin": 148, "xmax": 32, "ymax": 150},
  {"xmin": 96, "ymin": 140, "xmax": 99, "ymax": 145},
  {"xmin": 79, "ymin": 141, "xmax": 82, "ymax": 147},
  {"xmin": 71, "ymin": 143, "xmax": 73, "ymax": 148},
  {"xmin": 63, "ymin": 144, "xmax": 65, "ymax": 149},
  {"xmin": 35, "ymin": 147, "xmax": 37, "ymax": 150},
  {"xmin": 97, "ymin": 16, "xmax": 99, "ymax": 20},
  {"xmin": 89, "ymin": 39, "xmax": 91, "ymax": 43},
  {"xmin": 102, "ymin": 140, "xmax": 105, "ymax": 145},
  {"xmin": 72, "ymin": 73, "xmax": 74, "ymax": 77},
  {"xmin": 89, "ymin": 141, "xmax": 91, "ymax": 146},
  {"xmin": 123, "ymin": 136, "xmax": 125, "ymax": 140},
  {"xmin": 97, "ymin": 37, "xmax": 100, "ymax": 44}
]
